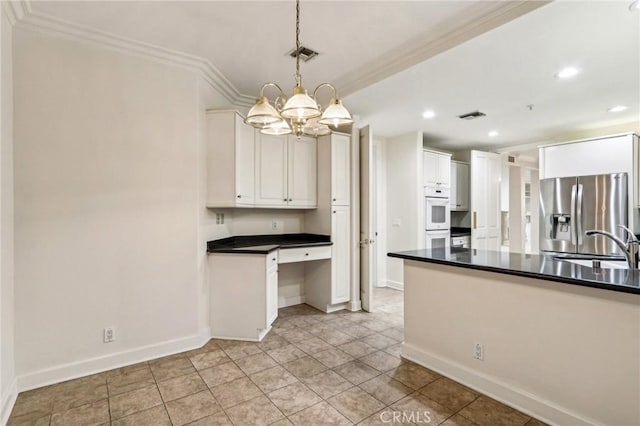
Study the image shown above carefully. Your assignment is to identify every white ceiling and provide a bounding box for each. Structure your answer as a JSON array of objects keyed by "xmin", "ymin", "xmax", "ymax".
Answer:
[
  {"xmin": 346, "ymin": 1, "xmax": 640, "ymax": 150},
  {"xmin": 26, "ymin": 0, "xmax": 640, "ymax": 150}
]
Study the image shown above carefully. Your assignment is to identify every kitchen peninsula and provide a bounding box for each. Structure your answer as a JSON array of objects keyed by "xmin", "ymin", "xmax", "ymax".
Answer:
[{"xmin": 388, "ymin": 248, "xmax": 640, "ymax": 426}]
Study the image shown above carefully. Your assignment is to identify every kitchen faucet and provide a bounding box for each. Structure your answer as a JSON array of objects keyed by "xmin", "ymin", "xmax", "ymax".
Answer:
[{"xmin": 585, "ymin": 225, "xmax": 639, "ymax": 270}]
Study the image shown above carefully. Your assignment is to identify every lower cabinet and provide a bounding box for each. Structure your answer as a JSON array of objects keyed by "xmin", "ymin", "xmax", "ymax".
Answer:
[
  {"xmin": 331, "ymin": 206, "xmax": 350, "ymax": 304},
  {"xmin": 266, "ymin": 260, "xmax": 278, "ymax": 325},
  {"xmin": 209, "ymin": 252, "xmax": 278, "ymax": 341}
]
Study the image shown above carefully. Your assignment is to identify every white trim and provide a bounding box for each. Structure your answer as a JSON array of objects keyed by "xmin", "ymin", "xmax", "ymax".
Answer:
[
  {"xmin": 1, "ymin": 378, "xmax": 18, "ymax": 426},
  {"xmin": 348, "ymin": 300, "xmax": 362, "ymax": 312},
  {"xmin": 210, "ymin": 326, "xmax": 270, "ymax": 343},
  {"xmin": 401, "ymin": 342, "xmax": 598, "ymax": 426},
  {"xmin": 383, "ymin": 279, "xmax": 404, "ymax": 291},
  {"xmin": 17, "ymin": 332, "xmax": 209, "ymax": 393},
  {"xmin": 10, "ymin": 7, "xmax": 254, "ymax": 109},
  {"xmin": 1, "ymin": 0, "xmax": 30, "ymax": 26},
  {"xmin": 278, "ymin": 295, "xmax": 305, "ymax": 309}
]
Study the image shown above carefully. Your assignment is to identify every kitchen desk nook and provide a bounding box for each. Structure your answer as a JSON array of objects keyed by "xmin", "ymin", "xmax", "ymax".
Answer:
[
  {"xmin": 207, "ymin": 234, "xmax": 337, "ymax": 341},
  {"xmin": 388, "ymin": 248, "xmax": 640, "ymax": 426}
]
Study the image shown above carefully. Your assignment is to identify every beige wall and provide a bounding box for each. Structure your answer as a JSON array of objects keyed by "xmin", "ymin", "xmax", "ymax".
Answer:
[
  {"xmin": 13, "ymin": 29, "xmax": 208, "ymax": 388},
  {"xmin": 403, "ymin": 260, "xmax": 640, "ymax": 426},
  {"xmin": 0, "ymin": 6, "xmax": 16, "ymax": 423}
]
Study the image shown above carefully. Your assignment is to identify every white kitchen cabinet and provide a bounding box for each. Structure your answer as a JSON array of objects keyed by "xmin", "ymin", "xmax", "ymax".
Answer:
[
  {"xmin": 287, "ymin": 136, "xmax": 317, "ymax": 207},
  {"xmin": 450, "ymin": 161, "xmax": 470, "ymax": 211},
  {"xmin": 331, "ymin": 133, "xmax": 351, "ymax": 205},
  {"xmin": 209, "ymin": 252, "xmax": 279, "ymax": 341},
  {"xmin": 206, "ymin": 110, "xmax": 255, "ymax": 207},
  {"xmin": 266, "ymin": 256, "xmax": 278, "ymax": 325},
  {"xmin": 471, "ymin": 150, "xmax": 501, "ymax": 251},
  {"xmin": 423, "ymin": 149, "xmax": 451, "ymax": 188},
  {"xmin": 254, "ymin": 133, "xmax": 317, "ymax": 208},
  {"xmin": 331, "ymin": 205, "xmax": 350, "ymax": 304}
]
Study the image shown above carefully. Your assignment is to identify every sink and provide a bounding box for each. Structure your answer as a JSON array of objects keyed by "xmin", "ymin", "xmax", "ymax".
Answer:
[{"xmin": 555, "ymin": 258, "xmax": 628, "ymax": 269}]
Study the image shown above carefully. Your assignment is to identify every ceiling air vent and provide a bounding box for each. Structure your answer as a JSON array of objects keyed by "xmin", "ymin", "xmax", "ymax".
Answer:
[
  {"xmin": 458, "ymin": 111, "xmax": 486, "ymax": 120},
  {"xmin": 288, "ymin": 46, "xmax": 319, "ymax": 62},
  {"xmin": 508, "ymin": 155, "xmax": 516, "ymax": 163}
]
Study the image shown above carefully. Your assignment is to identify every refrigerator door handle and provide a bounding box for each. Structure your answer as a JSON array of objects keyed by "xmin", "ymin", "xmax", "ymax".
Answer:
[
  {"xmin": 576, "ymin": 184, "xmax": 584, "ymax": 245},
  {"xmin": 570, "ymin": 184, "xmax": 577, "ymax": 245}
]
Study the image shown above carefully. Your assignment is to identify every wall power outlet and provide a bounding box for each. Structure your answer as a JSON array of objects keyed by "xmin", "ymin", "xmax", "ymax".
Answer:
[
  {"xmin": 104, "ymin": 327, "xmax": 116, "ymax": 343},
  {"xmin": 473, "ymin": 342, "xmax": 484, "ymax": 361}
]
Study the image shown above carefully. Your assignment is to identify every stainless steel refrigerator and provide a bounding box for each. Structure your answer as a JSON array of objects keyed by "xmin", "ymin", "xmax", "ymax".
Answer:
[{"xmin": 539, "ymin": 173, "xmax": 628, "ymax": 256}]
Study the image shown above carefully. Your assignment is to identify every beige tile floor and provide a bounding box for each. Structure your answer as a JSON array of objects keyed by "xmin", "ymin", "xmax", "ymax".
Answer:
[{"xmin": 8, "ymin": 287, "xmax": 546, "ymax": 426}]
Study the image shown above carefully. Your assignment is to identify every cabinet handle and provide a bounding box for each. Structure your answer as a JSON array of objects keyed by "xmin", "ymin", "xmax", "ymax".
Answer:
[
  {"xmin": 305, "ymin": 253, "xmax": 309, "ymax": 256},
  {"xmin": 473, "ymin": 211, "xmax": 477, "ymax": 229},
  {"xmin": 237, "ymin": 195, "xmax": 241, "ymax": 198},
  {"xmin": 272, "ymin": 257, "xmax": 276, "ymax": 262},
  {"xmin": 333, "ymin": 198, "xmax": 336, "ymax": 201},
  {"xmin": 283, "ymin": 198, "xmax": 287, "ymax": 202},
  {"xmin": 333, "ymin": 210, "xmax": 336, "ymax": 214},
  {"xmin": 289, "ymin": 198, "xmax": 292, "ymax": 202}
]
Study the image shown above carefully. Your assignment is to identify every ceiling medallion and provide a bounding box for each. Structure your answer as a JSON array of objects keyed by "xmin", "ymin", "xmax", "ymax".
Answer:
[{"xmin": 244, "ymin": 0, "xmax": 353, "ymax": 137}]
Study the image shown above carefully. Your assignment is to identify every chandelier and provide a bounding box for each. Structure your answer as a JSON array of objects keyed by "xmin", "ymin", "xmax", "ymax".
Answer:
[{"xmin": 244, "ymin": 0, "xmax": 353, "ymax": 137}]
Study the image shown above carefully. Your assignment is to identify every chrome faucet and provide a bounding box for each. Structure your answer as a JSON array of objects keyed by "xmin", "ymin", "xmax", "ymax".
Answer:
[{"xmin": 585, "ymin": 225, "xmax": 639, "ymax": 269}]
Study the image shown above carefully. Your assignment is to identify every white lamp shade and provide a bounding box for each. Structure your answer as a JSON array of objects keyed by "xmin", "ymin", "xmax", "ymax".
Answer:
[
  {"xmin": 302, "ymin": 117, "xmax": 331, "ymax": 137},
  {"xmin": 245, "ymin": 97, "xmax": 281, "ymax": 127},
  {"xmin": 281, "ymin": 90, "xmax": 321, "ymax": 120},
  {"xmin": 261, "ymin": 119, "xmax": 292, "ymax": 136},
  {"xmin": 318, "ymin": 98, "xmax": 353, "ymax": 126}
]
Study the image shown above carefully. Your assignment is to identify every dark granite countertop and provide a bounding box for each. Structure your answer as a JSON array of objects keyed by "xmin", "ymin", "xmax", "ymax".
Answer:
[
  {"xmin": 388, "ymin": 248, "xmax": 640, "ymax": 295},
  {"xmin": 208, "ymin": 233, "xmax": 332, "ymax": 254},
  {"xmin": 450, "ymin": 227, "xmax": 471, "ymax": 237}
]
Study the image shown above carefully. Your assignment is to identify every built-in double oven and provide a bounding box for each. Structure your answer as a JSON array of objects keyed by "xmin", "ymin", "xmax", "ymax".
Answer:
[{"xmin": 425, "ymin": 186, "xmax": 450, "ymax": 250}]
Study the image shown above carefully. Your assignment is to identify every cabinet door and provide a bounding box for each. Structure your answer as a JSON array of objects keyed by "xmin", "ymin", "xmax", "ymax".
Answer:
[
  {"xmin": 457, "ymin": 162, "xmax": 470, "ymax": 211},
  {"xmin": 255, "ymin": 133, "xmax": 288, "ymax": 206},
  {"xmin": 266, "ymin": 261, "xmax": 278, "ymax": 326},
  {"xmin": 287, "ymin": 136, "xmax": 317, "ymax": 207},
  {"xmin": 423, "ymin": 152, "xmax": 439, "ymax": 186},
  {"xmin": 331, "ymin": 134, "xmax": 351, "ymax": 205},
  {"xmin": 471, "ymin": 150, "xmax": 501, "ymax": 250},
  {"xmin": 235, "ymin": 117, "xmax": 255, "ymax": 205},
  {"xmin": 450, "ymin": 162, "xmax": 458, "ymax": 209},
  {"xmin": 331, "ymin": 206, "xmax": 350, "ymax": 304},
  {"xmin": 438, "ymin": 155, "xmax": 451, "ymax": 187}
]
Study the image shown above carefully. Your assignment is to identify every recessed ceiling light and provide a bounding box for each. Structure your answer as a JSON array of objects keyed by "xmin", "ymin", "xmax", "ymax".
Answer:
[
  {"xmin": 555, "ymin": 66, "xmax": 581, "ymax": 79},
  {"xmin": 488, "ymin": 130, "xmax": 499, "ymax": 137},
  {"xmin": 422, "ymin": 110, "xmax": 436, "ymax": 119},
  {"xmin": 607, "ymin": 105, "xmax": 628, "ymax": 113},
  {"xmin": 630, "ymin": 0, "xmax": 640, "ymax": 11}
]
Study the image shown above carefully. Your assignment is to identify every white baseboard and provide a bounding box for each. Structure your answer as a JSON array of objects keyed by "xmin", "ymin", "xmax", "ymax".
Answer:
[
  {"xmin": 17, "ymin": 332, "xmax": 209, "ymax": 393},
  {"xmin": 348, "ymin": 300, "xmax": 362, "ymax": 312},
  {"xmin": 376, "ymin": 280, "xmax": 404, "ymax": 291},
  {"xmin": 278, "ymin": 295, "xmax": 305, "ymax": 308},
  {"xmin": 401, "ymin": 343, "xmax": 596, "ymax": 426},
  {"xmin": 1, "ymin": 378, "xmax": 18, "ymax": 426}
]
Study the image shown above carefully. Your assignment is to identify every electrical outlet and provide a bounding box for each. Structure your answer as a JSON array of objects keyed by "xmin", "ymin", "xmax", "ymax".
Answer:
[
  {"xmin": 216, "ymin": 213, "xmax": 225, "ymax": 225},
  {"xmin": 103, "ymin": 327, "xmax": 115, "ymax": 343},
  {"xmin": 473, "ymin": 342, "xmax": 484, "ymax": 361},
  {"xmin": 271, "ymin": 220, "xmax": 278, "ymax": 231}
]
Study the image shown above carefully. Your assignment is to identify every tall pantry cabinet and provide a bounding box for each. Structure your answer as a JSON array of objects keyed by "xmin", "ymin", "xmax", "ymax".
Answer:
[{"xmin": 305, "ymin": 132, "xmax": 352, "ymax": 312}]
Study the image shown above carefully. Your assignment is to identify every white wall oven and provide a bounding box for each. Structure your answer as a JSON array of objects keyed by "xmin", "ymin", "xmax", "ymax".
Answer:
[{"xmin": 425, "ymin": 186, "xmax": 451, "ymax": 249}]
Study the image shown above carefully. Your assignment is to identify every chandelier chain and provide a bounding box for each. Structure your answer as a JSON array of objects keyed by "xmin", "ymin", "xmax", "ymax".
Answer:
[{"xmin": 295, "ymin": 0, "xmax": 301, "ymax": 86}]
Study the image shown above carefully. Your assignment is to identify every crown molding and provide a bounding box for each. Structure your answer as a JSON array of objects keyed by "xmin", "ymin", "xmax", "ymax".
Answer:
[
  {"xmin": 337, "ymin": 0, "xmax": 551, "ymax": 97},
  {"xmin": 8, "ymin": 2, "xmax": 254, "ymax": 108},
  {"xmin": 2, "ymin": 0, "xmax": 31, "ymax": 26}
]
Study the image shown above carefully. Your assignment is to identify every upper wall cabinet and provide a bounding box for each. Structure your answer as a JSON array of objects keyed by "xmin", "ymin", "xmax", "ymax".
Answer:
[
  {"xmin": 331, "ymin": 133, "xmax": 351, "ymax": 206},
  {"xmin": 206, "ymin": 110, "xmax": 255, "ymax": 208},
  {"xmin": 450, "ymin": 161, "xmax": 470, "ymax": 211},
  {"xmin": 255, "ymin": 133, "xmax": 317, "ymax": 208},
  {"xmin": 423, "ymin": 149, "xmax": 452, "ymax": 188}
]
